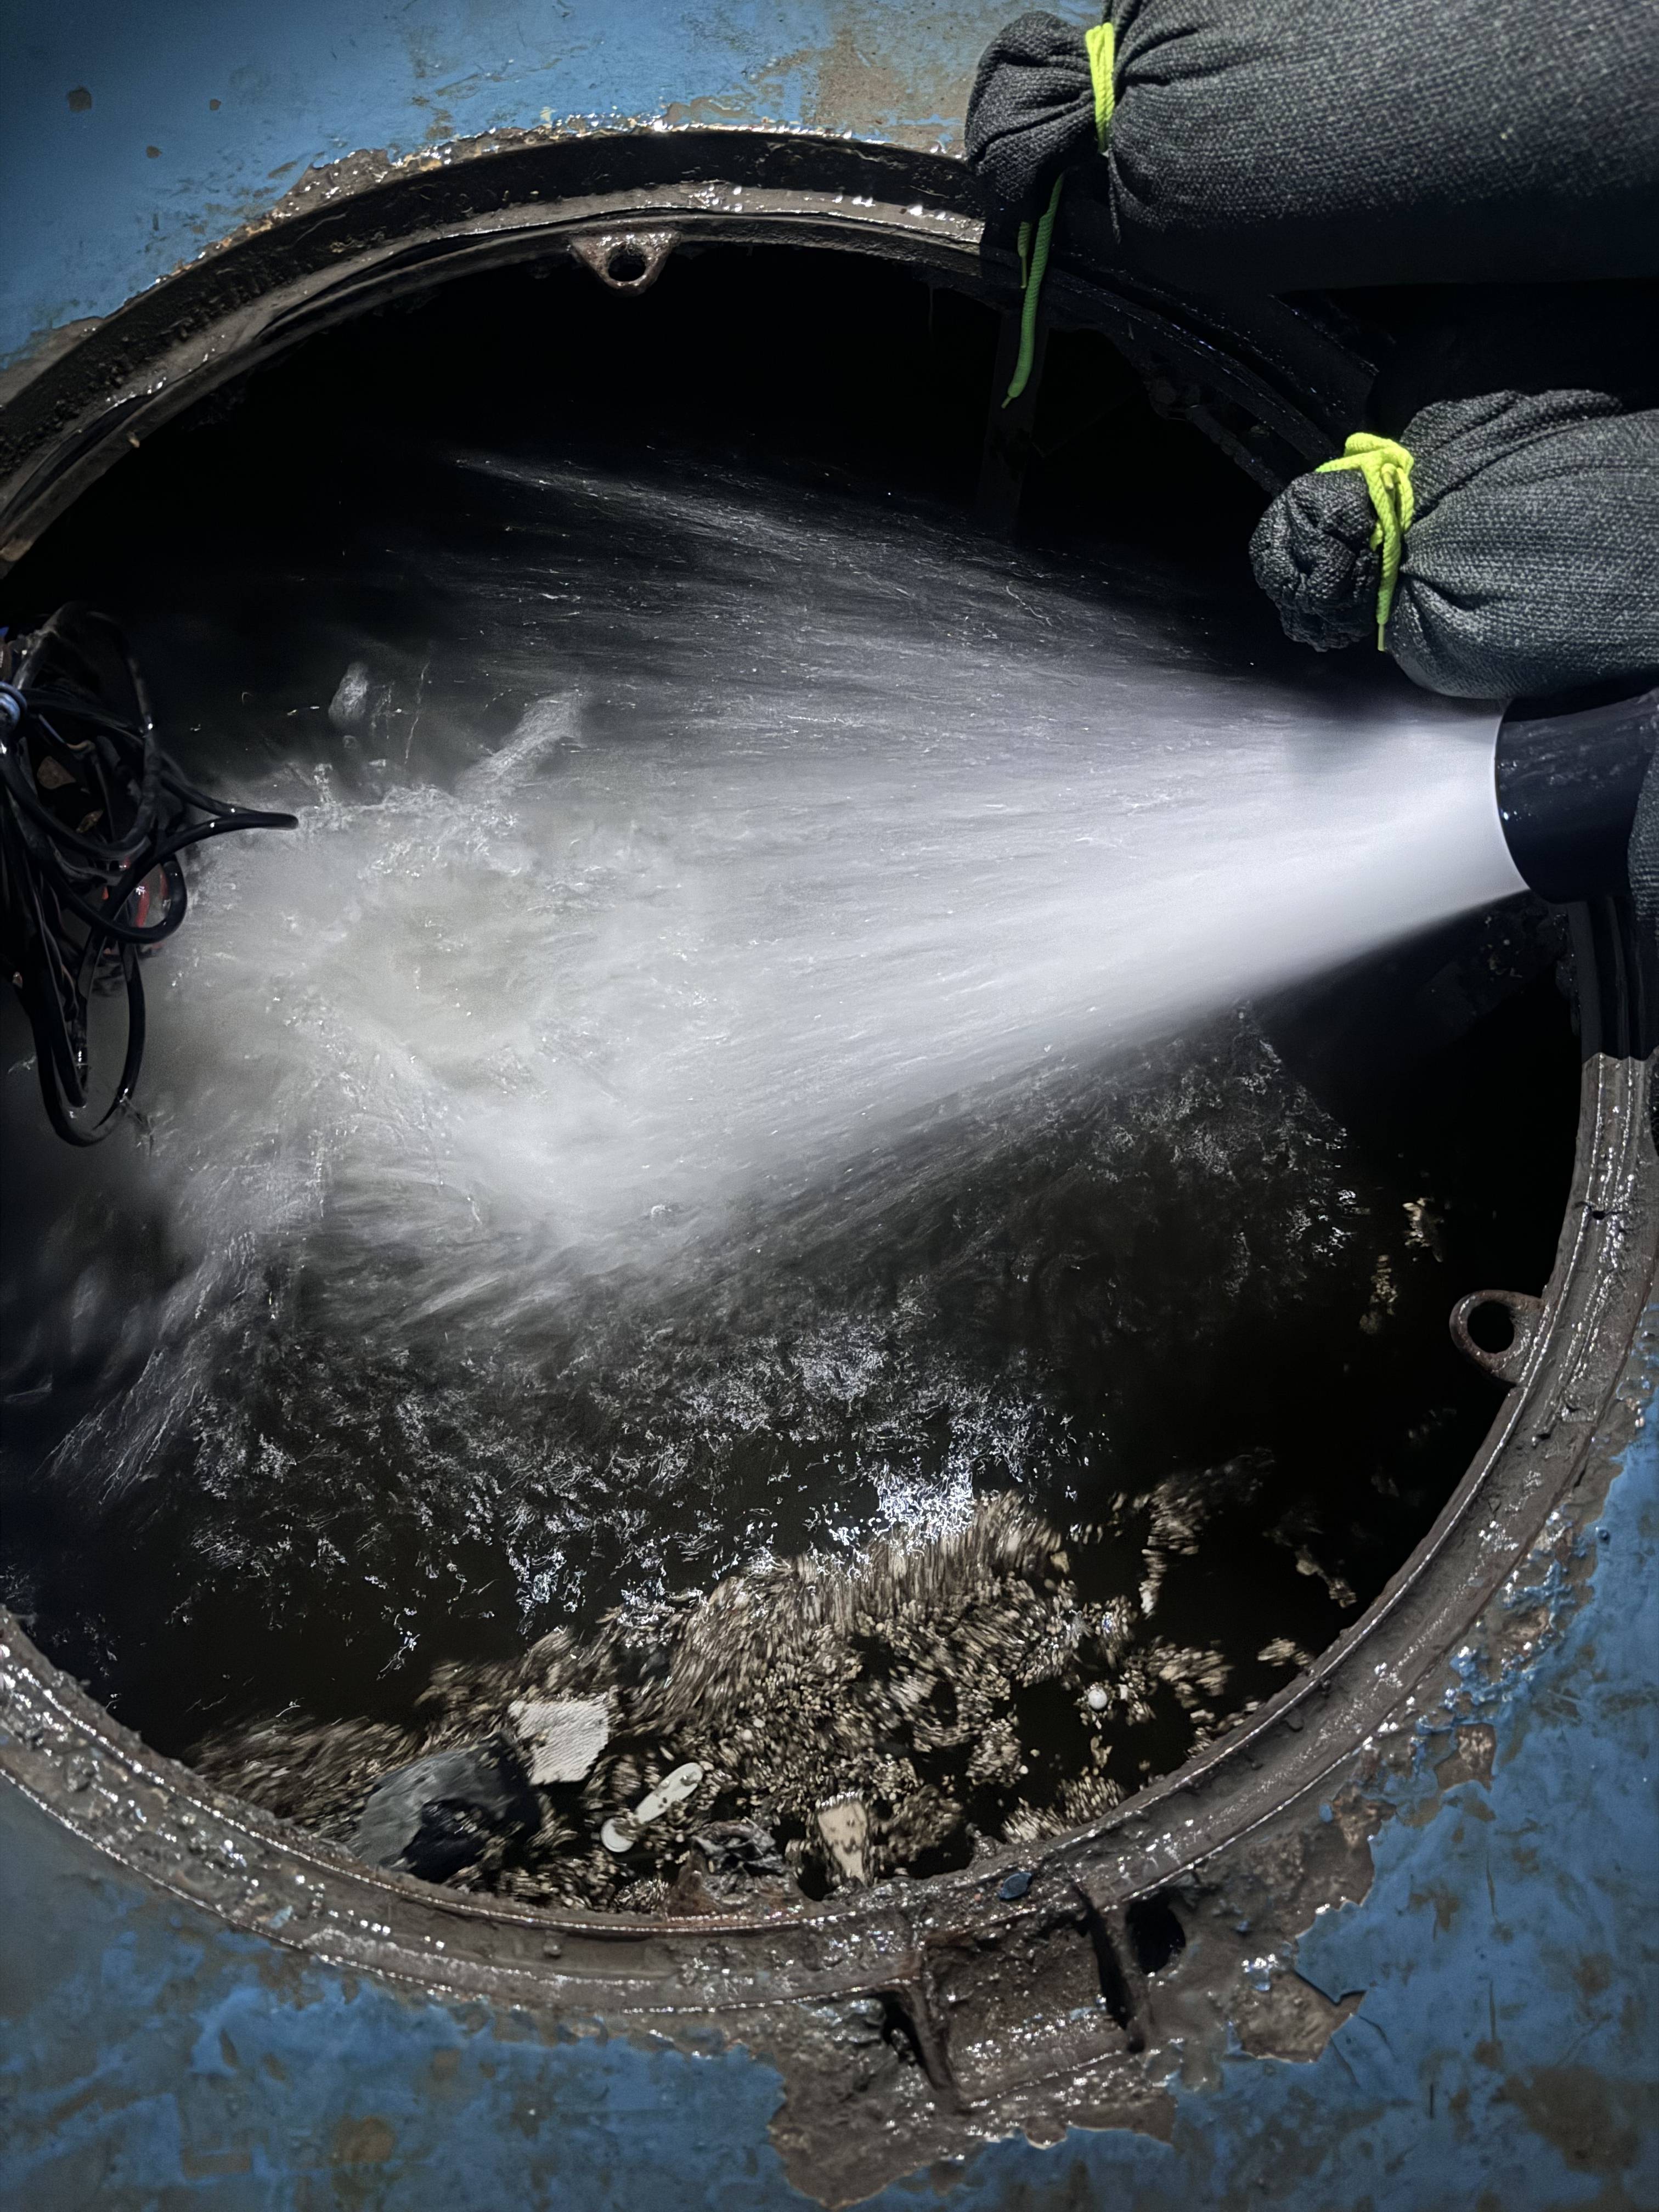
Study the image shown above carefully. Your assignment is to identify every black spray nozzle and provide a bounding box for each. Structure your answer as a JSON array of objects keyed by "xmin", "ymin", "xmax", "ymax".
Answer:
[{"xmin": 1496, "ymin": 681, "xmax": 1659, "ymax": 906}]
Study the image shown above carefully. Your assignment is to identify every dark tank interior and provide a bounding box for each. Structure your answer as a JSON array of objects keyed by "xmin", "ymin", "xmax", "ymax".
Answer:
[{"xmin": 0, "ymin": 247, "xmax": 1579, "ymax": 1909}]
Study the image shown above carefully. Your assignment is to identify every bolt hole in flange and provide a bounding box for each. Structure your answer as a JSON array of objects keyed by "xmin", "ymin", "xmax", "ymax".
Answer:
[
  {"xmin": 569, "ymin": 228, "xmax": 680, "ymax": 295},
  {"xmin": 1125, "ymin": 1891, "xmax": 1187, "ymax": 1978},
  {"xmin": 1449, "ymin": 1288, "xmax": 1545, "ymax": 1384}
]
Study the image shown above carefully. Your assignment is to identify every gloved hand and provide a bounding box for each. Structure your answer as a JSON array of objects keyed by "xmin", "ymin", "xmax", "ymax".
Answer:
[{"xmin": 964, "ymin": 12, "xmax": 1099, "ymax": 215}]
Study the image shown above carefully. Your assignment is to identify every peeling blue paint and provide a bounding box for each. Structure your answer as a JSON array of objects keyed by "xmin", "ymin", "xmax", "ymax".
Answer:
[
  {"xmin": 1255, "ymin": 1447, "xmax": 1658, "ymax": 2208},
  {"xmin": 0, "ymin": 0, "xmax": 1104, "ymax": 371}
]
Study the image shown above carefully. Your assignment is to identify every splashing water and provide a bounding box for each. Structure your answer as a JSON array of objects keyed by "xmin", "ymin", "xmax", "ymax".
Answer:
[
  {"xmin": 0, "ymin": 451, "xmax": 1544, "ymax": 1748},
  {"xmin": 120, "ymin": 453, "xmax": 1519, "ymax": 1324}
]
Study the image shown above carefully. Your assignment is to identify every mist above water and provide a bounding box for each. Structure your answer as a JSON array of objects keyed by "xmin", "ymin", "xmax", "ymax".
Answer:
[{"xmin": 113, "ymin": 452, "xmax": 1520, "ymax": 1331}]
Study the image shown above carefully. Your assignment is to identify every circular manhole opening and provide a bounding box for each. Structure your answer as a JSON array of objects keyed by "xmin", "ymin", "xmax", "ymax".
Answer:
[{"xmin": 0, "ymin": 191, "xmax": 1626, "ymax": 1999}]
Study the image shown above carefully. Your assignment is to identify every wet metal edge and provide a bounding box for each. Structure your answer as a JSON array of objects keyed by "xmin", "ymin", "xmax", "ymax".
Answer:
[{"xmin": 0, "ymin": 134, "xmax": 1371, "ymax": 576}]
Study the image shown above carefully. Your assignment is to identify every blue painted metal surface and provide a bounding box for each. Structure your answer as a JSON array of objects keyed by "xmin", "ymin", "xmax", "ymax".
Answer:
[
  {"xmin": 3, "ymin": 1323, "xmax": 1653, "ymax": 2209},
  {"xmin": 2, "ymin": 5, "xmax": 1656, "ymax": 2203},
  {"xmin": 1, "ymin": 0, "xmax": 1100, "ymax": 373}
]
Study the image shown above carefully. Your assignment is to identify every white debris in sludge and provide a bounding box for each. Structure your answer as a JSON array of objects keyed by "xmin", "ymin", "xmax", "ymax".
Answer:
[
  {"xmin": 508, "ymin": 1697, "xmax": 608, "ymax": 1785},
  {"xmin": 199, "ymin": 1493, "xmax": 1242, "ymax": 1908}
]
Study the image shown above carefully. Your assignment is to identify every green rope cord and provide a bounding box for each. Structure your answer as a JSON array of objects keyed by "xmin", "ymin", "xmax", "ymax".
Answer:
[
  {"xmin": 1085, "ymin": 20, "xmax": 1116, "ymax": 142},
  {"xmin": 1003, "ymin": 20, "xmax": 1116, "ymax": 407},
  {"xmin": 1005, "ymin": 177, "xmax": 1063, "ymax": 405},
  {"xmin": 1315, "ymin": 433, "xmax": 1416, "ymax": 648}
]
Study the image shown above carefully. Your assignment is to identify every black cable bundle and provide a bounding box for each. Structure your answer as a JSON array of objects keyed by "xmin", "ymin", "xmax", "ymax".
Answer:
[{"xmin": 0, "ymin": 604, "xmax": 296, "ymax": 1144}]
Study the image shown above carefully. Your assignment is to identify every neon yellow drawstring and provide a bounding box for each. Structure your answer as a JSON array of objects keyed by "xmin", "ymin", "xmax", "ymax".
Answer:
[
  {"xmin": 1315, "ymin": 433, "xmax": 1416, "ymax": 648},
  {"xmin": 1003, "ymin": 21, "xmax": 1115, "ymax": 407},
  {"xmin": 1005, "ymin": 178, "xmax": 1063, "ymax": 405},
  {"xmin": 1085, "ymin": 19, "xmax": 1115, "ymax": 142}
]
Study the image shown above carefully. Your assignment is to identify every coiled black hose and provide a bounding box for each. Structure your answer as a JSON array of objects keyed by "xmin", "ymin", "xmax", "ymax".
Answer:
[{"xmin": 0, "ymin": 604, "xmax": 296, "ymax": 1144}]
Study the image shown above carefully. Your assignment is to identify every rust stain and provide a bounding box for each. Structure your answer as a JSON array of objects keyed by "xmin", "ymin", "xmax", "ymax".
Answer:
[
  {"xmin": 180, "ymin": 2145, "xmax": 255, "ymax": 2179},
  {"xmin": 1407, "ymin": 1883, "xmax": 1461, "ymax": 1936},
  {"xmin": 1574, "ymin": 1953, "xmax": 1615, "ymax": 2002},
  {"xmin": 662, "ymin": 92, "xmax": 766, "ymax": 128},
  {"xmin": 776, "ymin": 24, "xmax": 917, "ymax": 135},
  {"xmin": 1495, "ymin": 2067, "xmax": 1655, "ymax": 2176},
  {"xmin": 331, "ymin": 2113, "xmax": 397, "ymax": 2165},
  {"xmin": 748, "ymin": 0, "xmax": 1023, "ymax": 145}
]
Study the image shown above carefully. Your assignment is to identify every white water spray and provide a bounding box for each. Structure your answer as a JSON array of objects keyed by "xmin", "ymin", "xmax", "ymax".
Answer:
[{"xmin": 121, "ymin": 455, "xmax": 1519, "ymax": 1327}]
